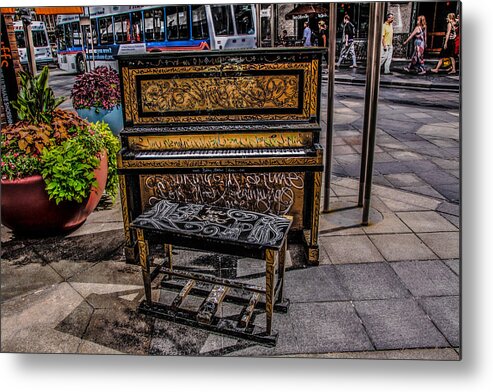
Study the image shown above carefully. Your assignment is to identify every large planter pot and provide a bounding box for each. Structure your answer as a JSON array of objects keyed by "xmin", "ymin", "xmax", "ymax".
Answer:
[
  {"xmin": 1, "ymin": 153, "xmax": 108, "ymax": 235},
  {"xmin": 76, "ymin": 106, "xmax": 123, "ymax": 136}
]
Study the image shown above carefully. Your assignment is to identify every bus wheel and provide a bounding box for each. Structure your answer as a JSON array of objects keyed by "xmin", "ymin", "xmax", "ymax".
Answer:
[{"xmin": 76, "ymin": 55, "xmax": 86, "ymax": 74}]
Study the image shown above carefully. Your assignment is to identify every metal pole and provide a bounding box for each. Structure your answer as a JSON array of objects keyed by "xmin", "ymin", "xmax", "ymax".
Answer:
[
  {"xmin": 358, "ymin": 4, "xmax": 376, "ymax": 207},
  {"xmin": 362, "ymin": 2, "xmax": 385, "ymax": 225},
  {"xmin": 270, "ymin": 4, "xmax": 275, "ymax": 47},
  {"xmin": 21, "ymin": 14, "xmax": 36, "ymax": 76},
  {"xmin": 256, "ymin": 4, "xmax": 261, "ymax": 47},
  {"xmin": 322, "ymin": 3, "xmax": 337, "ymax": 213}
]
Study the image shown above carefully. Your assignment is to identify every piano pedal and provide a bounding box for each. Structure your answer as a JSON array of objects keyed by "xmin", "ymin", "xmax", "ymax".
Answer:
[{"xmin": 196, "ymin": 285, "xmax": 229, "ymax": 325}]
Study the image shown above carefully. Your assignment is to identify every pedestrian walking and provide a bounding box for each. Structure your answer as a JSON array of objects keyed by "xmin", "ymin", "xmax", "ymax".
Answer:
[
  {"xmin": 380, "ymin": 13, "xmax": 394, "ymax": 75},
  {"xmin": 336, "ymin": 14, "xmax": 357, "ymax": 68},
  {"xmin": 431, "ymin": 13, "xmax": 458, "ymax": 74},
  {"xmin": 403, "ymin": 15, "xmax": 427, "ymax": 75},
  {"xmin": 318, "ymin": 20, "xmax": 328, "ymax": 48},
  {"xmin": 318, "ymin": 20, "xmax": 328, "ymax": 64},
  {"xmin": 302, "ymin": 21, "xmax": 312, "ymax": 47}
]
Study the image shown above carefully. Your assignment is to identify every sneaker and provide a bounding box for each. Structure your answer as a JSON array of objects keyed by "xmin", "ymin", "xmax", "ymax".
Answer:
[
  {"xmin": 403, "ymin": 66, "xmax": 410, "ymax": 72},
  {"xmin": 418, "ymin": 70, "xmax": 426, "ymax": 75},
  {"xmin": 383, "ymin": 71, "xmax": 393, "ymax": 75},
  {"xmin": 350, "ymin": 64, "xmax": 357, "ymax": 68}
]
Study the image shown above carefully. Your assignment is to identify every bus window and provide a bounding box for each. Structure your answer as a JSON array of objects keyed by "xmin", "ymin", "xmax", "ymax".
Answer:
[
  {"xmin": 15, "ymin": 30, "xmax": 26, "ymax": 48},
  {"xmin": 90, "ymin": 19, "xmax": 98, "ymax": 45},
  {"xmin": 144, "ymin": 8, "xmax": 164, "ymax": 42},
  {"xmin": 166, "ymin": 6, "xmax": 189, "ymax": 41},
  {"xmin": 115, "ymin": 15, "xmax": 131, "ymax": 44},
  {"xmin": 192, "ymin": 5, "xmax": 209, "ymax": 40},
  {"xmin": 211, "ymin": 5, "xmax": 234, "ymax": 36},
  {"xmin": 131, "ymin": 12, "xmax": 143, "ymax": 42},
  {"xmin": 99, "ymin": 17, "xmax": 114, "ymax": 44},
  {"xmin": 71, "ymin": 22, "xmax": 81, "ymax": 46},
  {"xmin": 234, "ymin": 4, "xmax": 254, "ymax": 35},
  {"xmin": 32, "ymin": 30, "xmax": 49, "ymax": 47}
]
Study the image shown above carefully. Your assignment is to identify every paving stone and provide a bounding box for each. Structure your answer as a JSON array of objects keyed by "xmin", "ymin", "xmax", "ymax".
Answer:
[
  {"xmin": 438, "ymin": 212, "xmax": 460, "ymax": 228},
  {"xmin": 78, "ymin": 340, "xmax": 124, "ymax": 354},
  {"xmin": 374, "ymin": 161, "xmax": 412, "ymax": 175},
  {"xmin": 320, "ymin": 235, "xmax": 385, "ymax": 264},
  {"xmin": 333, "ymin": 145, "xmax": 357, "ymax": 155},
  {"xmin": 1, "ymin": 282, "xmax": 85, "ymax": 346},
  {"xmin": 373, "ymin": 185, "xmax": 441, "ymax": 210},
  {"xmin": 417, "ymin": 123, "xmax": 459, "ymax": 139},
  {"xmin": 384, "ymin": 173, "xmax": 426, "ymax": 187},
  {"xmin": 150, "ymin": 319, "xmax": 210, "ymax": 356},
  {"xmin": 390, "ymin": 260, "xmax": 459, "ymax": 297},
  {"xmin": 417, "ymin": 232, "xmax": 460, "ymax": 259},
  {"xmin": 284, "ymin": 265, "xmax": 349, "ymax": 302},
  {"xmin": 82, "ymin": 303, "xmax": 153, "ymax": 355},
  {"xmin": 354, "ymin": 298, "xmax": 449, "ymax": 350},
  {"xmin": 289, "ymin": 347, "xmax": 459, "ymax": 360},
  {"xmin": 401, "ymin": 185, "xmax": 446, "ymax": 200},
  {"xmin": 419, "ymin": 296, "xmax": 460, "ymax": 347},
  {"xmin": 396, "ymin": 211, "xmax": 458, "ymax": 233},
  {"xmin": 388, "ymin": 150, "xmax": 424, "ymax": 161},
  {"xmin": 432, "ymin": 157, "xmax": 460, "ymax": 170},
  {"xmin": 1, "ymin": 326, "xmax": 82, "ymax": 354},
  {"xmin": 55, "ymin": 299, "xmax": 94, "ymax": 338},
  {"xmin": 416, "ymin": 170, "xmax": 459, "ymax": 187},
  {"xmin": 443, "ymin": 259, "xmax": 460, "ymax": 275},
  {"xmin": 363, "ymin": 213, "xmax": 411, "ymax": 234},
  {"xmin": 432, "ymin": 183, "xmax": 460, "ymax": 203},
  {"xmin": 335, "ymin": 263, "xmax": 410, "ymax": 300},
  {"xmin": 284, "ymin": 302, "xmax": 374, "ymax": 353},
  {"xmin": 47, "ymin": 259, "xmax": 99, "ymax": 281},
  {"xmin": 68, "ymin": 260, "xmax": 142, "ymax": 286},
  {"xmin": 369, "ymin": 233, "xmax": 437, "ymax": 261},
  {"xmin": 0, "ymin": 261, "xmax": 64, "ymax": 301}
]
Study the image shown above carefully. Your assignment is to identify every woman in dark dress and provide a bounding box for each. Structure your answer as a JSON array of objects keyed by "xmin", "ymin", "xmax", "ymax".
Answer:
[
  {"xmin": 403, "ymin": 15, "xmax": 427, "ymax": 75},
  {"xmin": 431, "ymin": 13, "xmax": 458, "ymax": 74}
]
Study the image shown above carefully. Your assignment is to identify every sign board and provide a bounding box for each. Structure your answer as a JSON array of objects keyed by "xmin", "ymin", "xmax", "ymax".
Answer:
[
  {"xmin": 0, "ymin": 14, "xmax": 18, "ymax": 124},
  {"xmin": 117, "ymin": 43, "xmax": 147, "ymax": 56}
]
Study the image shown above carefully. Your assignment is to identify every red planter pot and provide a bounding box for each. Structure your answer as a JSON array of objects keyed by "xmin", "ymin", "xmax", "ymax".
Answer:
[{"xmin": 1, "ymin": 153, "xmax": 108, "ymax": 235}]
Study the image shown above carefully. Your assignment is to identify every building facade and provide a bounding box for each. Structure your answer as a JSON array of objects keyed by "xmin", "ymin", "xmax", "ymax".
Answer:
[{"xmin": 260, "ymin": 2, "xmax": 460, "ymax": 60}]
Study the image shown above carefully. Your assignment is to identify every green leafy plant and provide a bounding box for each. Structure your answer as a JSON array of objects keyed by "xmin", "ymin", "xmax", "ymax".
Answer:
[
  {"xmin": 1, "ymin": 66, "xmax": 121, "ymax": 205},
  {"xmin": 11, "ymin": 66, "xmax": 65, "ymax": 125}
]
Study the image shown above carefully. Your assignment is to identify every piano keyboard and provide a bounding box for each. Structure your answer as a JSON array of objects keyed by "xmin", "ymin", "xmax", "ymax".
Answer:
[{"xmin": 133, "ymin": 148, "xmax": 309, "ymax": 159}]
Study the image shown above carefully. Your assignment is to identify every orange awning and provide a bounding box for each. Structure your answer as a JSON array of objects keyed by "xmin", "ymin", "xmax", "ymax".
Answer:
[
  {"xmin": 34, "ymin": 7, "xmax": 84, "ymax": 15},
  {"xmin": 1, "ymin": 7, "xmax": 84, "ymax": 15}
]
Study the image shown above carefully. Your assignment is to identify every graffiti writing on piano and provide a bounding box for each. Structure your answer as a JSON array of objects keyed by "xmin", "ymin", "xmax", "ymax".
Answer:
[{"xmin": 142, "ymin": 173, "xmax": 305, "ymax": 224}]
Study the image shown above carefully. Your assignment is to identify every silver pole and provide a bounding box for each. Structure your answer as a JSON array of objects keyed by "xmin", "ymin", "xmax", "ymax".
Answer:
[
  {"xmin": 322, "ymin": 3, "xmax": 337, "ymax": 213},
  {"xmin": 362, "ymin": 2, "xmax": 385, "ymax": 225},
  {"xmin": 270, "ymin": 4, "xmax": 275, "ymax": 47}
]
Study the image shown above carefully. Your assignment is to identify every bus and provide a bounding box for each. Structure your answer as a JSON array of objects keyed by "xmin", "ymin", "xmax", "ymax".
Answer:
[
  {"xmin": 56, "ymin": 4, "xmax": 257, "ymax": 73},
  {"xmin": 14, "ymin": 21, "xmax": 55, "ymax": 69}
]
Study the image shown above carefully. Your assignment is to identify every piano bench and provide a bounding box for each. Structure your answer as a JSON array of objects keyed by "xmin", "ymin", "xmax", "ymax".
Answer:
[{"xmin": 130, "ymin": 200, "xmax": 292, "ymax": 346}]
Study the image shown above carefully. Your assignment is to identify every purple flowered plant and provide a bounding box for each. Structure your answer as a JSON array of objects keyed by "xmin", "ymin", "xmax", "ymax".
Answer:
[{"xmin": 71, "ymin": 66, "xmax": 121, "ymax": 112}]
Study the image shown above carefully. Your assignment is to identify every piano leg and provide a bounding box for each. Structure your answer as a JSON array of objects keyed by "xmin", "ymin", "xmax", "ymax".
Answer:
[
  {"xmin": 303, "ymin": 171, "xmax": 322, "ymax": 265},
  {"xmin": 136, "ymin": 228, "xmax": 152, "ymax": 306}
]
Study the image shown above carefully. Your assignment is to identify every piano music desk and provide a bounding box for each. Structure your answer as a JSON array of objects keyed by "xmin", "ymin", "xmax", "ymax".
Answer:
[{"xmin": 131, "ymin": 200, "xmax": 292, "ymax": 346}]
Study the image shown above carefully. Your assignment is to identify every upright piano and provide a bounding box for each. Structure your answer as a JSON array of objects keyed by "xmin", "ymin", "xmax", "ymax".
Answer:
[{"xmin": 116, "ymin": 48, "xmax": 325, "ymax": 265}]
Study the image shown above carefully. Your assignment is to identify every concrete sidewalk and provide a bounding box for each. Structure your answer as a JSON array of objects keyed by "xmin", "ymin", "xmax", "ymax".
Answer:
[{"xmin": 0, "ymin": 176, "xmax": 460, "ymax": 358}]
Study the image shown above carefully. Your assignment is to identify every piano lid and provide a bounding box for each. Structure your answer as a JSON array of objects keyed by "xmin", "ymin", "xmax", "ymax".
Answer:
[{"xmin": 118, "ymin": 48, "xmax": 325, "ymax": 127}]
